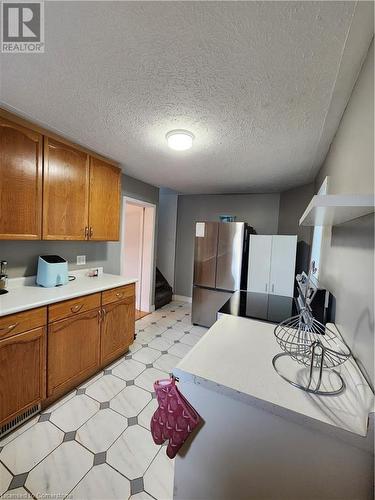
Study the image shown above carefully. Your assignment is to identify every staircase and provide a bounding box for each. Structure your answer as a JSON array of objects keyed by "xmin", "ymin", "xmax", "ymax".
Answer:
[{"xmin": 155, "ymin": 268, "xmax": 173, "ymax": 309}]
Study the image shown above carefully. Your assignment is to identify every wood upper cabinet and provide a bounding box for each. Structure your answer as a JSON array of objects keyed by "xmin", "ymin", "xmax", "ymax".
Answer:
[
  {"xmin": 0, "ymin": 117, "xmax": 43, "ymax": 239},
  {"xmin": 48, "ymin": 308, "xmax": 101, "ymax": 397},
  {"xmin": 89, "ymin": 157, "xmax": 121, "ymax": 241},
  {"xmin": 43, "ymin": 138, "xmax": 89, "ymax": 240},
  {"xmin": 0, "ymin": 110, "xmax": 121, "ymax": 241},
  {"xmin": 0, "ymin": 326, "xmax": 46, "ymax": 426},
  {"xmin": 101, "ymin": 296, "xmax": 135, "ymax": 366}
]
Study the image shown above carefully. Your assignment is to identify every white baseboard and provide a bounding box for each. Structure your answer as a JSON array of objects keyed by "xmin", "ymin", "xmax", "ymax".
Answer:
[
  {"xmin": 172, "ymin": 294, "xmax": 192, "ymax": 303},
  {"xmin": 142, "ymin": 304, "xmax": 155, "ymax": 313}
]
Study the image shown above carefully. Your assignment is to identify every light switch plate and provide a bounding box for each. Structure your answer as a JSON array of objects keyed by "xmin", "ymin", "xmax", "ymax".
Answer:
[{"xmin": 76, "ymin": 255, "xmax": 86, "ymax": 265}]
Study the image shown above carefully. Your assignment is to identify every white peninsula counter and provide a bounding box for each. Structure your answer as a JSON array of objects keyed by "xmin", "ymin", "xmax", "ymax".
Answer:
[{"xmin": 173, "ymin": 315, "xmax": 374, "ymax": 500}]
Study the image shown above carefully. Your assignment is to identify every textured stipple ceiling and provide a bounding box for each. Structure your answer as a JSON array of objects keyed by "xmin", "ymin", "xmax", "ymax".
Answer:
[{"xmin": 0, "ymin": 2, "xmax": 373, "ymax": 194}]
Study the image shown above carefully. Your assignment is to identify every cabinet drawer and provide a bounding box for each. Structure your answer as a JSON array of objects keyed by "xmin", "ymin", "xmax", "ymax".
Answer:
[
  {"xmin": 102, "ymin": 284, "xmax": 135, "ymax": 305},
  {"xmin": 0, "ymin": 307, "xmax": 47, "ymax": 340},
  {"xmin": 48, "ymin": 293, "xmax": 101, "ymax": 322}
]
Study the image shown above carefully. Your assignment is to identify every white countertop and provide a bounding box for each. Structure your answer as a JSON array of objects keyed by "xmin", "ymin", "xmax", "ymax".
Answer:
[
  {"xmin": 174, "ymin": 314, "xmax": 374, "ymax": 438},
  {"xmin": 0, "ymin": 272, "xmax": 137, "ymax": 316}
]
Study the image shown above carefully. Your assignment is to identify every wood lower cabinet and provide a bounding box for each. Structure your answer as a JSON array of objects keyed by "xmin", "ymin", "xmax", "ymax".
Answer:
[
  {"xmin": 0, "ymin": 327, "xmax": 46, "ymax": 427},
  {"xmin": 0, "ymin": 116, "xmax": 43, "ymax": 239},
  {"xmin": 48, "ymin": 308, "xmax": 101, "ymax": 397},
  {"xmin": 0, "ymin": 284, "xmax": 135, "ymax": 429},
  {"xmin": 101, "ymin": 296, "xmax": 135, "ymax": 366},
  {"xmin": 89, "ymin": 157, "xmax": 121, "ymax": 241}
]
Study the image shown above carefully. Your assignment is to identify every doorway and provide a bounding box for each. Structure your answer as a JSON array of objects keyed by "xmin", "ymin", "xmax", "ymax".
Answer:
[{"xmin": 121, "ymin": 197, "xmax": 156, "ymax": 318}]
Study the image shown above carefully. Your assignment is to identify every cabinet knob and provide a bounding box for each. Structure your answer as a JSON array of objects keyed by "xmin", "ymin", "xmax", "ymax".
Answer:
[{"xmin": 115, "ymin": 292, "xmax": 123, "ymax": 298}]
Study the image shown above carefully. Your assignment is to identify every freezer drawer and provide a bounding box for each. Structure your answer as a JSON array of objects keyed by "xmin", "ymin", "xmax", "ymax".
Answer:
[
  {"xmin": 192, "ymin": 287, "xmax": 233, "ymax": 328},
  {"xmin": 216, "ymin": 222, "xmax": 245, "ymax": 291},
  {"xmin": 193, "ymin": 222, "xmax": 219, "ymax": 288}
]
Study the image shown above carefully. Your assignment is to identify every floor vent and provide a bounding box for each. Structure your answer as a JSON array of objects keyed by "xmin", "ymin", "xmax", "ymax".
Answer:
[{"xmin": 0, "ymin": 404, "xmax": 41, "ymax": 439}]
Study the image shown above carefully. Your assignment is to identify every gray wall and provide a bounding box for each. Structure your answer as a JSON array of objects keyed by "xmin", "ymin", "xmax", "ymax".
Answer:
[
  {"xmin": 1, "ymin": 239, "xmax": 110, "ymax": 279},
  {"xmin": 174, "ymin": 193, "xmax": 280, "ymax": 297},
  {"xmin": 315, "ymin": 40, "xmax": 374, "ymax": 388},
  {"xmin": 2, "ymin": 173, "xmax": 159, "ymax": 280},
  {"xmin": 157, "ymin": 189, "xmax": 178, "ymax": 289},
  {"xmin": 278, "ymin": 182, "xmax": 315, "ymax": 274},
  {"xmin": 278, "ymin": 183, "xmax": 314, "ymax": 244}
]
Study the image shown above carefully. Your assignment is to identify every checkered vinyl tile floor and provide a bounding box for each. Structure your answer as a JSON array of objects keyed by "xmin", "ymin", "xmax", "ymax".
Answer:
[{"xmin": 0, "ymin": 301, "xmax": 207, "ymax": 500}]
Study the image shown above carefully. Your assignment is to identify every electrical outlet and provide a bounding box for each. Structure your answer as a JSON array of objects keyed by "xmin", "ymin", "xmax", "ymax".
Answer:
[{"xmin": 76, "ymin": 255, "xmax": 86, "ymax": 265}]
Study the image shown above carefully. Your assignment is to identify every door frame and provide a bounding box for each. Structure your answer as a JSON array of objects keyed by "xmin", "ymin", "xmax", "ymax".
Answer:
[{"xmin": 120, "ymin": 196, "xmax": 156, "ymax": 313}]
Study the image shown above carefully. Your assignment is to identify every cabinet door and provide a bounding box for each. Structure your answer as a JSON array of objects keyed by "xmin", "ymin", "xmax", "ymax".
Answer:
[
  {"xmin": 89, "ymin": 157, "xmax": 121, "ymax": 241},
  {"xmin": 43, "ymin": 138, "xmax": 89, "ymax": 240},
  {"xmin": 0, "ymin": 117, "xmax": 42, "ymax": 239},
  {"xmin": 101, "ymin": 297, "xmax": 135, "ymax": 366},
  {"xmin": 48, "ymin": 309, "xmax": 100, "ymax": 397},
  {"xmin": 0, "ymin": 327, "xmax": 46, "ymax": 426},
  {"xmin": 247, "ymin": 235, "xmax": 272, "ymax": 293},
  {"xmin": 269, "ymin": 235, "xmax": 297, "ymax": 297}
]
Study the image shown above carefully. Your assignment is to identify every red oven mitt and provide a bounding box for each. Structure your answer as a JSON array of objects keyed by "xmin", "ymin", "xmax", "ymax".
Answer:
[{"xmin": 151, "ymin": 378, "xmax": 201, "ymax": 459}]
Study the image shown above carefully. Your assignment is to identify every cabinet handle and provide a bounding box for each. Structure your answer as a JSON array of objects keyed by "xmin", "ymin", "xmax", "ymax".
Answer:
[
  {"xmin": 265, "ymin": 283, "xmax": 267, "ymax": 292},
  {"xmin": 115, "ymin": 292, "xmax": 123, "ymax": 299},
  {"xmin": 71, "ymin": 304, "xmax": 83, "ymax": 313},
  {"xmin": 272, "ymin": 284, "xmax": 274, "ymax": 293},
  {"xmin": 98, "ymin": 309, "xmax": 102, "ymax": 323},
  {"xmin": 0, "ymin": 322, "xmax": 18, "ymax": 333},
  {"xmin": 84, "ymin": 226, "xmax": 89, "ymax": 238},
  {"xmin": 102, "ymin": 307, "xmax": 106, "ymax": 319},
  {"xmin": 89, "ymin": 227, "xmax": 93, "ymax": 238}
]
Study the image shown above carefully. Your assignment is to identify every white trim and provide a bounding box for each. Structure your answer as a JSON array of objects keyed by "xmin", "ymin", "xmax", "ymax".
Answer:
[
  {"xmin": 138, "ymin": 303, "xmax": 155, "ymax": 313},
  {"xmin": 123, "ymin": 196, "xmax": 156, "ymax": 208},
  {"xmin": 173, "ymin": 294, "xmax": 192, "ymax": 303},
  {"xmin": 120, "ymin": 196, "xmax": 157, "ymax": 313}
]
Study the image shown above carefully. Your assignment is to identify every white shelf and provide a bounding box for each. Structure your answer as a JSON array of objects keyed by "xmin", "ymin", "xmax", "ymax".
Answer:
[{"xmin": 299, "ymin": 194, "xmax": 375, "ymax": 226}]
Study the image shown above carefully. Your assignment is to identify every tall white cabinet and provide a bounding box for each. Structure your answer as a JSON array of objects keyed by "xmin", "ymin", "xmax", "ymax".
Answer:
[{"xmin": 247, "ymin": 235, "xmax": 297, "ymax": 297}]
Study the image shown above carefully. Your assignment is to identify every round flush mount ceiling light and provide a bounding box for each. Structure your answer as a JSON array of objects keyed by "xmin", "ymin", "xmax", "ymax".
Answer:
[{"xmin": 166, "ymin": 130, "xmax": 194, "ymax": 151}]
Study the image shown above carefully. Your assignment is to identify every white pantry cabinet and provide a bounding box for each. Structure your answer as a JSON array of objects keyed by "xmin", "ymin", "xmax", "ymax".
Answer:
[{"xmin": 247, "ymin": 235, "xmax": 297, "ymax": 297}]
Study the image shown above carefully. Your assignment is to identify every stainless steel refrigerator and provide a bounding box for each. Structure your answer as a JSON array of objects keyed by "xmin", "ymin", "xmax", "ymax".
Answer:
[{"xmin": 192, "ymin": 221, "xmax": 254, "ymax": 327}]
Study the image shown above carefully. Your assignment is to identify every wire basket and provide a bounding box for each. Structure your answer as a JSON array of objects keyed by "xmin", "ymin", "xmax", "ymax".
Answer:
[
  {"xmin": 274, "ymin": 311, "xmax": 351, "ymax": 369},
  {"xmin": 272, "ymin": 263, "xmax": 351, "ymax": 395}
]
